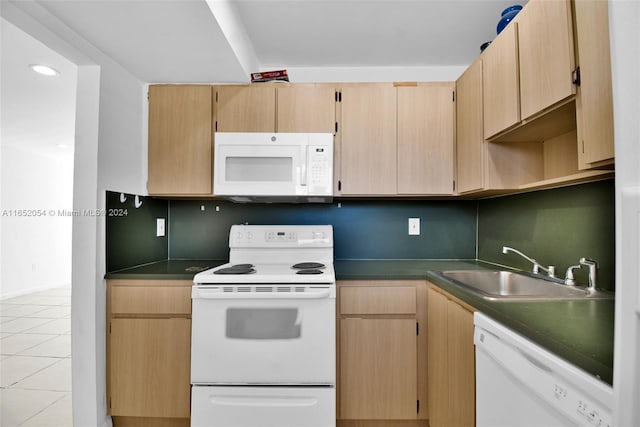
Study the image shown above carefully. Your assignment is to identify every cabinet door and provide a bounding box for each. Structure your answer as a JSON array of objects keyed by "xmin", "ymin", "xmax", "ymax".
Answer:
[
  {"xmin": 340, "ymin": 86, "xmax": 397, "ymax": 195},
  {"xmin": 109, "ymin": 318, "xmax": 191, "ymax": 418},
  {"xmin": 397, "ymin": 85, "xmax": 455, "ymax": 195},
  {"xmin": 574, "ymin": 0, "xmax": 614, "ymax": 167},
  {"xmin": 340, "ymin": 318, "xmax": 417, "ymax": 419},
  {"xmin": 216, "ymin": 86, "xmax": 275, "ymax": 132},
  {"xmin": 427, "ymin": 288, "xmax": 449, "ymax": 427},
  {"xmin": 456, "ymin": 60, "xmax": 485, "ymax": 193},
  {"xmin": 447, "ymin": 300, "xmax": 475, "ymax": 427},
  {"xmin": 518, "ymin": 0, "xmax": 575, "ymax": 120},
  {"xmin": 276, "ymin": 86, "xmax": 336, "ymax": 133},
  {"xmin": 148, "ymin": 85, "xmax": 213, "ymax": 195},
  {"xmin": 482, "ymin": 23, "xmax": 520, "ymax": 139}
]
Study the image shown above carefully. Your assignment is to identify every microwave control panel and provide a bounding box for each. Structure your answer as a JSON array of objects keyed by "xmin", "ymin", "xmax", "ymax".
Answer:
[{"xmin": 308, "ymin": 145, "xmax": 332, "ymax": 192}]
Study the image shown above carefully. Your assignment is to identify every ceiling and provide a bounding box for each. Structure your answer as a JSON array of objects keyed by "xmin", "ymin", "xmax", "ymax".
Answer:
[
  {"xmin": 1, "ymin": 17, "xmax": 77, "ymax": 159},
  {"xmin": 1, "ymin": 0, "xmax": 526, "ymax": 158},
  {"xmin": 33, "ymin": 0, "xmax": 526, "ymax": 83}
]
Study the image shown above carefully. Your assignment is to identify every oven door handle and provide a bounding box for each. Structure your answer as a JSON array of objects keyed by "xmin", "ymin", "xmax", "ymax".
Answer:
[
  {"xmin": 210, "ymin": 395, "xmax": 319, "ymax": 408},
  {"xmin": 193, "ymin": 289, "xmax": 333, "ymax": 300}
]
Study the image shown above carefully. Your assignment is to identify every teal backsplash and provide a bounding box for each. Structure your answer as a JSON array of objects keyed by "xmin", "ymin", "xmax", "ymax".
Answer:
[
  {"xmin": 106, "ymin": 180, "xmax": 615, "ymax": 292},
  {"xmin": 168, "ymin": 200, "xmax": 477, "ymax": 260},
  {"xmin": 106, "ymin": 191, "xmax": 168, "ymax": 271},
  {"xmin": 477, "ymin": 180, "xmax": 615, "ymax": 291}
]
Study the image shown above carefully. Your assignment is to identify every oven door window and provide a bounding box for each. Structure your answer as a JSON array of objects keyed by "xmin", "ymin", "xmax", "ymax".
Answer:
[{"xmin": 226, "ymin": 308, "xmax": 301, "ymax": 339}]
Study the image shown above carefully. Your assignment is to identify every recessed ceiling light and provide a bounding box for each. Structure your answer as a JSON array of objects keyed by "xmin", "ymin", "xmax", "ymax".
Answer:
[
  {"xmin": 56, "ymin": 143, "xmax": 70, "ymax": 149},
  {"xmin": 29, "ymin": 64, "xmax": 59, "ymax": 76}
]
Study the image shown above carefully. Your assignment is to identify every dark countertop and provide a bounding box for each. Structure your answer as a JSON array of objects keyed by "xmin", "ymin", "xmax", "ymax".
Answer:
[
  {"xmin": 425, "ymin": 268, "xmax": 614, "ymax": 385},
  {"xmin": 334, "ymin": 259, "xmax": 493, "ymax": 280},
  {"xmin": 104, "ymin": 259, "xmax": 226, "ymax": 280},
  {"xmin": 105, "ymin": 258, "xmax": 614, "ymax": 385}
]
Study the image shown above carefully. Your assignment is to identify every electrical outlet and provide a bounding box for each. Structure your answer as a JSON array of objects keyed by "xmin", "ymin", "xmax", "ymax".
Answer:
[
  {"xmin": 408, "ymin": 218, "xmax": 420, "ymax": 235},
  {"xmin": 156, "ymin": 218, "xmax": 166, "ymax": 237}
]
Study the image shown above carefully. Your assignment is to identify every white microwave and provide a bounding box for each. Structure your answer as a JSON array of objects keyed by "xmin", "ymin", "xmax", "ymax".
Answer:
[{"xmin": 214, "ymin": 132, "xmax": 334, "ymax": 203}]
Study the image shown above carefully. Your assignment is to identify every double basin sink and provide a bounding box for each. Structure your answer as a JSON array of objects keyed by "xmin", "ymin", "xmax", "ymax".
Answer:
[{"xmin": 432, "ymin": 270, "xmax": 613, "ymax": 301}]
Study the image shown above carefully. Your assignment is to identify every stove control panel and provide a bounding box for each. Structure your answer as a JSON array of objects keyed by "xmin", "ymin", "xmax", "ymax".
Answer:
[
  {"xmin": 266, "ymin": 231, "xmax": 297, "ymax": 242},
  {"xmin": 229, "ymin": 225, "xmax": 333, "ymax": 248}
]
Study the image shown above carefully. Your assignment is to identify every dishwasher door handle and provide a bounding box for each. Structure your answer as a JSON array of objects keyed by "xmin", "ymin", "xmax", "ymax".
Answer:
[
  {"xmin": 475, "ymin": 325, "xmax": 555, "ymax": 378},
  {"xmin": 518, "ymin": 349, "xmax": 553, "ymax": 373}
]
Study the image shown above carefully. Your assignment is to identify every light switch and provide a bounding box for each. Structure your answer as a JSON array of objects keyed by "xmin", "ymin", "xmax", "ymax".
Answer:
[
  {"xmin": 408, "ymin": 218, "xmax": 420, "ymax": 236},
  {"xmin": 156, "ymin": 218, "xmax": 166, "ymax": 237}
]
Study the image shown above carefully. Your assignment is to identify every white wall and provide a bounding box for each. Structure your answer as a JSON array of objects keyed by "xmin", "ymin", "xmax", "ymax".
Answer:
[
  {"xmin": 610, "ymin": 0, "xmax": 640, "ymax": 425},
  {"xmin": 0, "ymin": 146, "xmax": 73, "ymax": 298},
  {"xmin": 281, "ymin": 65, "xmax": 467, "ymax": 83},
  {"xmin": 1, "ymin": 2, "xmax": 147, "ymax": 427}
]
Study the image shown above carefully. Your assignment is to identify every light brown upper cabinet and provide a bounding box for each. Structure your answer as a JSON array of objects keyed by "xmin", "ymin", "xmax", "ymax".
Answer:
[
  {"xmin": 465, "ymin": 0, "xmax": 614, "ymax": 194},
  {"xmin": 482, "ymin": 0, "xmax": 575, "ymax": 138},
  {"xmin": 456, "ymin": 59, "xmax": 485, "ymax": 194},
  {"xmin": 339, "ymin": 85, "xmax": 397, "ymax": 195},
  {"xmin": 397, "ymin": 84, "xmax": 455, "ymax": 195},
  {"xmin": 148, "ymin": 85, "xmax": 213, "ymax": 196},
  {"xmin": 337, "ymin": 84, "xmax": 455, "ymax": 196},
  {"xmin": 215, "ymin": 84, "xmax": 337, "ymax": 134},
  {"xmin": 276, "ymin": 85, "xmax": 336, "ymax": 133},
  {"xmin": 574, "ymin": 0, "xmax": 614, "ymax": 168},
  {"xmin": 215, "ymin": 85, "xmax": 276, "ymax": 132},
  {"xmin": 517, "ymin": 0, "xmax": 576, "ymax": 120},
  {"xmin": 482, "ymin": 23, "xmax": 520, "ymax": 139}
]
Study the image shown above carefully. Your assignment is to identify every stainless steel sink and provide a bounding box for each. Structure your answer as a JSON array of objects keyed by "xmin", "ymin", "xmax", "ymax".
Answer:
[{"xmin": 434, "ymin": 270, "xmax": 613, "ymax": 301}]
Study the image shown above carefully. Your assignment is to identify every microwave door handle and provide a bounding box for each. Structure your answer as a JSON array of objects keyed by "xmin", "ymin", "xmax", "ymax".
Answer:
[{"xmin": 300, "ymin": 146, "xmax": 307, "ymax": 186}]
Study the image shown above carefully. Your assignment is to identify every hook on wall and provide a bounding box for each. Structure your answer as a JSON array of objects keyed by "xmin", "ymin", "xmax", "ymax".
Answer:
[
  {"xmin": 134, "ymin": 195, "xmax": 143, "ymax": 209},
  {"xmin": 119, "ymin": 193, "xmax": 127, "ymax": 203}
]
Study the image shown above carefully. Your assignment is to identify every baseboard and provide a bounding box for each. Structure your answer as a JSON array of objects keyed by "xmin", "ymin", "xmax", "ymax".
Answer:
[{"xmin": 0, "ymin": 282, "xmax": 70, "ymax": 300}]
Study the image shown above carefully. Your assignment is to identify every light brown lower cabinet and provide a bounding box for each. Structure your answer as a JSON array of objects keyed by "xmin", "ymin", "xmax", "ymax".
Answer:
[
  {"xmin": 107, "ymin": 280, "xmax": 192, "ymax": 426},
  {"xmin": 427, "ymin": 284, "xmax": 476, "ymax": 427},
  {"xmin": 337, "ymin": 281, "xmax": 428, "ymax": 427}
]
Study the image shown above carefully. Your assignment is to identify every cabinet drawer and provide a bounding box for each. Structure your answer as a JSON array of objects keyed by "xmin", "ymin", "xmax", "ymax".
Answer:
[
  {"xmin": 340, "ymin": 286, "xmax": 416, "ymax": 315},
  {"xmin": 111, "ymin": 286, "xmax": 191, "ymax": 315}
]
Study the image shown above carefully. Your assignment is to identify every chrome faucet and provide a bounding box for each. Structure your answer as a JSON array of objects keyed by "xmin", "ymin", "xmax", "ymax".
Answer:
[
  {"xmin": 564, "ymin": 264, "xmax": 582, "ymax": 286},
  {"xmin": 502, "ymin": 246, "xmax": 556, "ymax": 278},
  {"xmin": 579, "ymin": 257, "xmax": 598, "ymax": 292}
]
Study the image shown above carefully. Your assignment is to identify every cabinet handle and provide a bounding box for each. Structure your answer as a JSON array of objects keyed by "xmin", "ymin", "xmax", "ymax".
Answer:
[{"xmin": 572, "ymin": 67, "xmax": 581, "ymax": 86}]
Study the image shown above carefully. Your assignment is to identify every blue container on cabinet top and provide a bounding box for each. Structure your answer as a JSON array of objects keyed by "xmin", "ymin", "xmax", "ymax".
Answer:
[
  {"xmin": 497, "ymin": 5, "xmax": 522, "ymax": 34},
  {"xmin": 501, "ymin": 5, "xmax": 523, "ymax": 16}
]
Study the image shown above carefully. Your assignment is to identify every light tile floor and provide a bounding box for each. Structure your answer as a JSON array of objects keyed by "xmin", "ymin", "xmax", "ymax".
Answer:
[{"xmin": 0, "ymin": 286, "xmax": 72, "ymax": 427}]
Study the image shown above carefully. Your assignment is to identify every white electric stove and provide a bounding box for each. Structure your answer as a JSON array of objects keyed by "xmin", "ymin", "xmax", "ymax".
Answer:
[{"xmin": 191, "ymin": 225, "xmax": 336, "ymax": 427}]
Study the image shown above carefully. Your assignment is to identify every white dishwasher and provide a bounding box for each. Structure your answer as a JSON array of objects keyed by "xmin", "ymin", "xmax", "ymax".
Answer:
[{"xmin": 474, "ymin": 312, "xmax": 612, "ymax": 427}]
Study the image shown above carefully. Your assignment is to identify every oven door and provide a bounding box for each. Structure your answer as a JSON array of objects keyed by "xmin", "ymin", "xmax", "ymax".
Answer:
[
  {"xmin": 191, "ymin": 285, "xmax": 336, "ymax": 385},
  {"xmin": 191, "ymin": 385, "xmax": 335, "ymax": 427}
]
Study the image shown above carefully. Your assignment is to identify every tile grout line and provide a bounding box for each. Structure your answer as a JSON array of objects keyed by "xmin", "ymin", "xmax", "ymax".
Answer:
[
  {"xmin": 0, "ymin": 285, "xmax": 72, "ymax": 427},
  {"xmin": 16, "ymin": 392, "xmax": 70, "ymax": 427}
]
